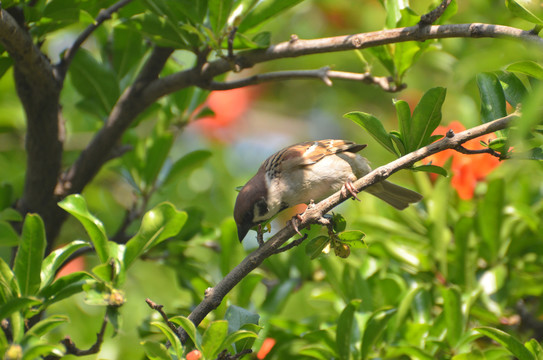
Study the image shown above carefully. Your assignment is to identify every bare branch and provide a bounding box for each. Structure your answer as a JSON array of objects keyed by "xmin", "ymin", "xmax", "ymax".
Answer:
[
  {"xmin": 62, "ymin": 315, "xmax": 108, "ymax": 356},
  {"xmin": 55, "ymin": 0, "xmax": 134, "ymax": 80},
  {"xmin": 145, "ymin": 298, "xmax": 178, "ymax": 334},
  {"xmin": 419, "ymin": 0, "xmax": 452, "ymax": 26},
  {"xmin": 178, "ymin": 112, "xmax": 519, "ymax": 343},
  {"xmin": 454, "ymin": 144, "xmax": 508, "ymax": 159},
  {"xmin": 201, "ymin": 67, "xmax": 404, "ymax": 92},
  {"xmin": 147, "ymin": 23, "xmax": 542, "ymax": 99}
]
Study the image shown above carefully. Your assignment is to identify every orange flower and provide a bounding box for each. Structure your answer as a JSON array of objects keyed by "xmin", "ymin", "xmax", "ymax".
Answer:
[
  {"xmin": 257, "ymin": 338, "xmax": 276, "ymax": 359},
  {"xmin": 423, "ymin": 121, "xmax": 501, "ymax": 199},
  {"xmin": 186, "ymin": 349, "xmax": 201, "ymax": 360},
  {"xmin": 192, "ymin": 87, "xmax": 256, "ymax": 142}
]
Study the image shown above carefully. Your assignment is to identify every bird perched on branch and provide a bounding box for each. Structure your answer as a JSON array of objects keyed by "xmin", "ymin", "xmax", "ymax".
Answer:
[{"xmin": 234, "ymin": 139, "xmax": 423, "ymax": 242}]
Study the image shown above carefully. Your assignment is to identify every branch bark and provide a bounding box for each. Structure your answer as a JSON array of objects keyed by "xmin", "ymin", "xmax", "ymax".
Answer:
[
  {"xmin": 0, "ymin": 9, "xmax": 63, "ymax": 246},
  {"xmin": 177, "ymin": 112, "xmax": 518, "ymax": 343}
]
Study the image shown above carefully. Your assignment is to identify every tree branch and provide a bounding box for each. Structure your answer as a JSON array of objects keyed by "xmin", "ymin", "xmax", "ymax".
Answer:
[
  {"xmin": 201, "ymin": 67, "xmax": 404, "ymax": 92},
  {"xmin": 149, "ymin": 23, "xmax": 543, "ymax": 99},
  {"xmin": 177, "ymin": 112, "xmax": 519, "ymax": 343},
  {"xmin": 55, "ymin": 0, "xmax": 134, "ymax": 81},
  {"xmin": 61, "ymin": 314, "xmax": 108, "ymax": 356},
  {"xmin": 0, "ymin": 9, "xmax": 64, "ymax": 247},
  {"xmin": 419, "ymin": 0, "xmax": 452, "ymax": 25}
]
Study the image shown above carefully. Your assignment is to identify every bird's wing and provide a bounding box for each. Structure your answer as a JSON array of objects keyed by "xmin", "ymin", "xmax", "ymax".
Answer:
[{"xmin": 265, "ymin": 139, "xmax": 367, "ymax": 173}]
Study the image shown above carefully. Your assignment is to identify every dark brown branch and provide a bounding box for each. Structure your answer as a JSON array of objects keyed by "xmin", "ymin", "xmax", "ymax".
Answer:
[
  {"xmin": 419, "ymin": 0, "xmax": 452, "ymax": 26},
  {"xmin": 454, "ymin": 144, "xmax": 507, "ymax": 159},
  {"xmin": 62, "ymin": 315, "xmax": 108, "ymax": 356},
  {"xmin": 201, "ymin": 67, "xmax": 404, "ymax": 92},
  {"xmin": 177, "ymin": 112, "xmax": 518, "ymax": 343},
  {"xmin": 0, "ymin": 9, "xmax": 64, "ymax": 248},
  {"xmin": 273, "ymin": 234, "xmax": 308, "ymax": 254},
  {"xmin": 55, "ymin": 0, "xmax": 134, "ymax": 81},
  {"xmin": 145, "ymin": 298, "xmax": 178, "ymax": 334},
  {"xmin": 217, "ymin": 349, "xmax": 253, "ymax": 360}
]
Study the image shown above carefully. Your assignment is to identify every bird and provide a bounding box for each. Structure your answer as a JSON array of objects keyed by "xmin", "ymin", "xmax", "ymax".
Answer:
[{"xmin": 234, "ymin": 139, "xmax": 423, "ymax": 242}]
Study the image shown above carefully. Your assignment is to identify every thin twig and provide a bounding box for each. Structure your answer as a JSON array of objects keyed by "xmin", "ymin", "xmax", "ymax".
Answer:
[
  {"xmin": 273, "ymin": 234, "xmax": 308, "ymax": 254},
  {"xmin": 177, "ymin": 112, "xmax": 519, "ymax": 344},
  {"xmin": 217, "ymin": 348, "xmax": 253, "ymax": 360},
  {"xmin": 419, "ymin": 0, "xmax": 452, "ymax": 26},
  {"xmin": 62, "ymin": 314, "xmax": 108, "ymax": 356},
  {"xmin": 202, "ymin": 67, "xmax": 404, "ymax": 92},
  {"xmin": 55, "ymin": 0, "xmax": 133, "ymax": 80},
  {"xmin": 454, "ymin": 144, "xmax": 507, "ymax": 159},
  {"xmin": 145, "ymin": 298, "xmax": 178, "ymax": 334}
]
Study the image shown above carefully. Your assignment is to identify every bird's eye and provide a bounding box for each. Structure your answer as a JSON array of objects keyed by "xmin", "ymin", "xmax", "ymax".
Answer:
[{"xmin": 255, "ymin": 199, "xmax": 269, "ymax": 217}]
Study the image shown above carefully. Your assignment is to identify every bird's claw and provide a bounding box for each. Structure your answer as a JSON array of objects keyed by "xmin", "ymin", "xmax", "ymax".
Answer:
[
  {"xmin": 341, "ymin": 180, "xmax": 361, "ymax": 201},
  {"xmin": 289, "ymin": 214, "xmax": 304, "ymax": 237}
]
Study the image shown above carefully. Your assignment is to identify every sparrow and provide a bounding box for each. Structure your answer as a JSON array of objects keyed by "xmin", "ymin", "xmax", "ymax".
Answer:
[{"xmin": 234, "ymin": 139, "xmax": 423, "ymax": 242}]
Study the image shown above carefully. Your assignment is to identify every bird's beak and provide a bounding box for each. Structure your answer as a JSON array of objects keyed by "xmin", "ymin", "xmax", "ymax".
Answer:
[{"xmin": 236, "ymin": 222, "xmax": 252, "ymax": 242}]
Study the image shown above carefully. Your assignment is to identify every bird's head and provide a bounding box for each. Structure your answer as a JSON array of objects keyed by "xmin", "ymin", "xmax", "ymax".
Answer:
[{"xmin": 234, "ymin": 169, "xmax": 269, "ymax": 242}]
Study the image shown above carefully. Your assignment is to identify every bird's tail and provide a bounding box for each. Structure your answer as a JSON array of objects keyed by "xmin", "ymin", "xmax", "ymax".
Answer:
[{"xmin": 365, "ymin": 181, "xmax": 423, "ymax": 210}]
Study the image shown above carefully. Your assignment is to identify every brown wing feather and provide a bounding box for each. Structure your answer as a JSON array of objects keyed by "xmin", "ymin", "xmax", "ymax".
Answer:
[{"xmin": 264, "ymin": 140, "xmax": 367, "ymax": 174}]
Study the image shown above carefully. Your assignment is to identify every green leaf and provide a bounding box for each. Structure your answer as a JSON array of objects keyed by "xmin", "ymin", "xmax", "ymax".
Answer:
[
  {"xmin": 170, "ymin": 316, "xmax": 203, "ymax": 349},
  {"xmin": 361, "ymin": 307, "xmax": 397, "ymax": 360},
  {"xmin": 39, "ymin": 271, "xmax": 92, "ymax": 305},
  {"xmin": 0, "ymin": 257, "xmax": 19, "ymax": 300},
  {"xmin": 411, "ymin": 164, "xmax": 448, "ymax": 177},
  {"xmin": 141, "ymin": 340, "xmax": 172, "ymax": 360},
  {"xmin": 390, "ymin": 286, "xmax": 425, "ymax": 338},
  {"xmin": 337, "ymin": 231, "xmax": 366, "ymax": 248},
  {"xmin": 112, "ymin": 27, "xmax": 146, "ymax": 79},
  {"xmin": 336, "ymin": 299, "xmax": 362, "ymax": 360},
  {"xmin": 410, "ymin": 87, "xmax": 447, "ymax": 151},
  {"xmin": 496, "ymin": 71, "xmax": 528, "ymax": 107},
  {"xmin": 224, "ymin": 305, "xmax": 260, "ymax": 334},
  {"xmin": 161, "ymin": 150, "xmax": 213, "ymax": 187},
  {"xmin": 442, "ymin": 286, "xmax": 463, "ymax": 347},
  {"xmin": 151, "ymin": 321, "xmax": 183, "ymax": 359},
  {"xmin": 58, "ymin": 195, "xmax": 110, "ymax": 263},
  {"xmin": 70, "ymin": 49, "xmax": 120, "ymax": 118},
  {"xmin": 332, "ymin": 213, "xmax": 347, "ymax": 233},
  {"xmin": 124, "ymin": 203, "xmax": 187, "ymax": 268},
  {"xmin": 305, "ymin": 236, "xmax": 330, "ymax": 260},
  {"xmin": 477, "ymin": 73, "xmax": 507, "ymax": 126},
  {"xmin": 525, "ymin": 339, "xmax": 543, "ymax": 360},
  {"xmin": 507, "ymin": 61, "xmax": 543, "ymax": 80},
  {"xmin": 394, "ymin": 99, "xmax": 411, "ymax": 154},
  {"xmin": 505, "ymin": 0, "xmax": 543, "ymax": 25},
  {"xmin": 202, "ymin": 320, "xmax": 229, "ymax": 359},
  {"xmin": 0, "ymin": 297, "xmax": 41, "ymax": 321},
  {"xmin": 25, "ymin": 315, "xmax": 69, "ymax": 338},
  {"xmin": 21, "ymin": 344, "xmax": 64, "ymax": 360},
  {"xmin": 14, "ymin": 214, "xmax": 46, "ymax": 296},
  {"xmin": 0, "ymin": 208, "xmax": 22, "ymax": 222},
  {"xmin": 476, "ymin": 179, "xmax": 505, "ymax": 263},
  {"xmin": 475, "ymin": 327, "xmax": 535, "ymax": 360},
  {"xmin": 238, "ymin": 0, "xmax": 305, "ymax": 32},
  {"xmin": 222, "ymin": 330, "xmax": 259, "ymax": 350},
  {"xmin": 209, "ymin": 0, "xmax": 233, "ymax": 35},
  {"xmin": 142, "ymin": 133, "xmax": 174, "ymax": 189},
  {"xmin": 344, "ymin": 112, "xmax": 398, "ymax": 156},
  {"xmin": 40, "ymin": 240, "xmax": 89, "ymax": 288},
  {"xmin": 0, "ymin": 56, "xmax": 13, "ymax": 80},
  {"xmin": 0, "ymin": 221, "xmax": 19, "ymax": 247},
  {"xmin": 367, "ymin": 45, "xmax": 396, "ymax": 77}
]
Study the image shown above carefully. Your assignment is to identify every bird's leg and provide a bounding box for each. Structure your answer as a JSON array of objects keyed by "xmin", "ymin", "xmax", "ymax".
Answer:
[
  {"xmin": 256, "ymin": 224, "xmax": 265, "ymax": 247},
  {"xmin": 288, "ymin": 214, "xmax": 304, "ymax": 237},
  {"xmin": 341, "ymin": 180, "xmax": 361, "ymax": 201}
]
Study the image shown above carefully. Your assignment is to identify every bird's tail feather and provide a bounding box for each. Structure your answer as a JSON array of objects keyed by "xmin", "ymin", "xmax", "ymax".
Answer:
[{"xmin": 365, "ymin": 181, "xmax": 423, "ymax": 210}]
